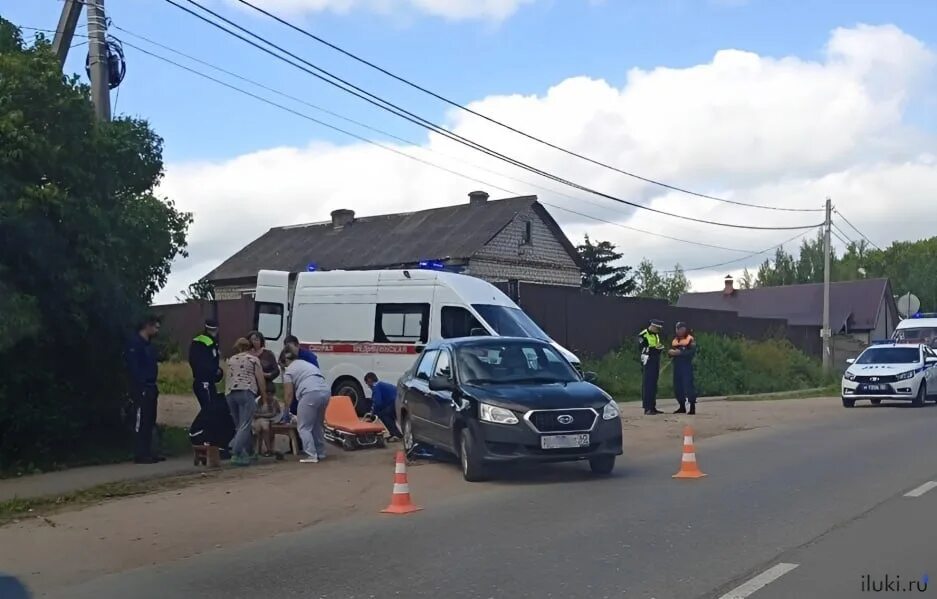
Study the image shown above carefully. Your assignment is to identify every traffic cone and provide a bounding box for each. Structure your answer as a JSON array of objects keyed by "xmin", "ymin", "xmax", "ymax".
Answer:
[
  {"xmin": 673, "ymin": 425, "xmax": 707, "ymax": 479},
  {"xmin": 381, "ymin": 451, "xmax": 422, "ymax": 514}
]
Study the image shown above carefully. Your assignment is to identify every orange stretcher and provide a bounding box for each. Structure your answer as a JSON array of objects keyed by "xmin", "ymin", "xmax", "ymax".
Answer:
[{"xmin": 324, "ymin": 395, "xmax": 387, "ymax": 450}]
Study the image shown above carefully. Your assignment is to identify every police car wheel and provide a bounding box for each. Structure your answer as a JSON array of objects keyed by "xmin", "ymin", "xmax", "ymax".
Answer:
[
  {"xmin": 842, "ymin": 397, "xmax": 855, "ymax": 408},
  {"xmin": 913, "ymin": 383, "xmax": 926, "ymax": 407}
]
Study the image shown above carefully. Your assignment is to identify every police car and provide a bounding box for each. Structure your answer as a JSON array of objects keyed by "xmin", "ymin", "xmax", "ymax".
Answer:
[{"xmin": 842, "ymin": 342, "xmax": 937, "ymax": 407}]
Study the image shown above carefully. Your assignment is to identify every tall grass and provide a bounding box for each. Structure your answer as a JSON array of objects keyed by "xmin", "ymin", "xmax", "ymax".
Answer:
[{"xmin": 585, "ymin": 332, "xmax": 830, "ymax": 401}]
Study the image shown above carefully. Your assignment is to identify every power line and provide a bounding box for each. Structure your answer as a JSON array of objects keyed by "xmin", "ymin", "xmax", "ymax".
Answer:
[
  {"xmin": 116, "ymin": 35, "xmax": 765, "ymax": 255},
  {"xmin": 831, "ymin": 228, "xmax": 851, "ymax": 247},
  {"xmin": 831, "ymin": 222, "xmax": 855, "ymax": 246},
  {"xmin": 666, "ymin": 228, "xmax": 818, "ymax": 273},
  {"xmin": 834, "ymin": 209, "xmax": 882, "ymax": 250},
  {"xmin": 163, "ymin": 0, "xmax": 823, "ymax": 232},
  {"xmin": 231, "ymin": 0, "xmax": 823, "ymax": 215}
]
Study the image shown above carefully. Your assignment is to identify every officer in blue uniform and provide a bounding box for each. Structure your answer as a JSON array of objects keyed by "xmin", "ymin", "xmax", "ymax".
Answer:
[{"xmin": 126, "ymin": 315, "xmax": 163, "ymax": 463}]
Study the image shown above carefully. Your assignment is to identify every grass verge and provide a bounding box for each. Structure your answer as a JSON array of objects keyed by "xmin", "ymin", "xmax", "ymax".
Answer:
[{"xmin": 0, "ymin": 469, "xmax": 223, "ymax": 527}]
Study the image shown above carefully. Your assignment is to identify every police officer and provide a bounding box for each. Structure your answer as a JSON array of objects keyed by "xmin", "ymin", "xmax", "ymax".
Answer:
[
  {"xmin": 189, "ymin": 318, "xmax": 222, "ymax": 410},
  {"xmin": 126, "ymin": 315, "xmax": 163, "ymax": 464},
  {"xmin": 669, "ymin": 321, "xmax": 698, "ymax": 414},
  {"xmin": 638, "ymin": 319, "xmax": 665, "ymax": 415}
]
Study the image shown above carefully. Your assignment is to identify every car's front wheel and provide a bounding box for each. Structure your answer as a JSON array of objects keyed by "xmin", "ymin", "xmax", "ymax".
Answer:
[
  {"xmin": 402, "ymin": 413, "xmax": 415, "ymax": 454},
  {"xmin": 913, "ymin": 383, "xmax": 927, "ymax": 407},
  {"xmin": 459, "ymin": 428, "xmax": 487, "ymax": 483},
  {"xmin": 589, "ymin": 455, "xmax": 616, "ymax": 476},
  {"xmin": 842, "ymin": 397, "xmax": 856, "ymax": 408}
]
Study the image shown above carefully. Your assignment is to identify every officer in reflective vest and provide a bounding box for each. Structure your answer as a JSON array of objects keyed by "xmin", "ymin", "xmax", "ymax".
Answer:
[
  {"xmin": 188, "ymin": 318, "xmax": 222, "ymax": 409},
  {"xmin": 638, "ymin": 319, "xmax": 665, "ymax": 415},
  {"xmin": 668, "ymin": 321, "xmax": 698, "ymax": 414}
]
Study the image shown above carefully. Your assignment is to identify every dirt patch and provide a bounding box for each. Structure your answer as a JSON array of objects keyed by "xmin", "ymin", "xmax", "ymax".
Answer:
[{"xmin": 0, "ymin": 397, "xmax": 842, "ymax": 593}]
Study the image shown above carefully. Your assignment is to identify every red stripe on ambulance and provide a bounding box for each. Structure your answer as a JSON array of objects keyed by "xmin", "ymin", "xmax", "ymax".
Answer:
[{"xmin": 303, "ymin": 343, "xmax": 418, "ymax": 355}]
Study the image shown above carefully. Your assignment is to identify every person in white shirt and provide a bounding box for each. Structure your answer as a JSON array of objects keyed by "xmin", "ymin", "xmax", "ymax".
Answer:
[{"xmin": 279, "ymin": 348, "xmax": 331, "ymax": 463}]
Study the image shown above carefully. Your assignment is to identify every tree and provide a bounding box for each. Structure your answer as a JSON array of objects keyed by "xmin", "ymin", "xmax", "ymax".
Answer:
[
  {"xmin": 576, "ymin": 235, "xmax": 635, "ymax": 296},
  {"xmin": 177, "ymin": 279, "xmax": 215, "ymax": 303},
  {"xmin": 0, "ymin": 21, "xmax": 192, "ymax": 468},
  {"xmin": 755, "ymin": 246, "xmax": 798, "ymax": 287},
  {"xmin": 634, "ymin": 259, "xmax": 691, "ymax": 303},
  {"xmin": 740, "ymin": 268, "xmax": 754, "ymax": 290}
]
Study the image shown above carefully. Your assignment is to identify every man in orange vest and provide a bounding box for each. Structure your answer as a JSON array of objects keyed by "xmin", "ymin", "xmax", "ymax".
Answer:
[{"xmin": 668, "ymin": 321, "xmax": 698, "ymax": 414}]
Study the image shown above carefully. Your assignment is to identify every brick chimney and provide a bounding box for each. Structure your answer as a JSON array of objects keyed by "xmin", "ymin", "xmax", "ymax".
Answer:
[
  {"xmin": 330, "ymin": 209, "xmax": 355, "ymax": 229},
  {"xmin": 723, "ymin": 275, "xmax": 735, "ymax": 296},
  {"xmin": 468, "ymin": 190, "xmax": 489, "ymax": 206}
]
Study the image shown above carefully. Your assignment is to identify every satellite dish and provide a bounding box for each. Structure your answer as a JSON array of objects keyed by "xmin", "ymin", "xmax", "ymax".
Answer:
[{"xmin": 897, "ymin": 293, "xmax": 921, "ymax": 318}]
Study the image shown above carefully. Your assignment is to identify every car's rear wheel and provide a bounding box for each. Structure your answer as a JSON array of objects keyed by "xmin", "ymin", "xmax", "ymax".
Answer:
[
  {"xmin": 842, "ymin": 397, "xmax": 855, "ymax": 408},
  {"xmin": 589, "ymin": 455, "xmax": 616, "ymax": 476},
  {"xmin": 913, "ymin": 383, "xmax": 926, "ymax": 407},
  {"xmin": 459, "ymin": 428, "xmax": 487, "ymax": 483},
  {"xmin": 870, "ymin": 399, "xmax": 882, "ymax": 406}
]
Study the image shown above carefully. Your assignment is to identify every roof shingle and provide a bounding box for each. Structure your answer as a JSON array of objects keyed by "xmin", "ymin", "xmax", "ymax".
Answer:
[
  {"xmin": 205, "ymin": 195, "xmax": 547, "ymax": 282},
  {"xmin": 676, "ymin": 278, "xmax": 893, "ymax": 332}
]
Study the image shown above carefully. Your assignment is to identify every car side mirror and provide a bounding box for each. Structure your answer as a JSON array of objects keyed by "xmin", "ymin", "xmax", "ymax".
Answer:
[
  {"xmin": 583, "ymin": 371, "xmax": 598, "ymax": 383},
  {"xmin": 429, "ymin": 375, "xmax": 454, "ymax": 392},
  {"xmin": 845, "ymin": 358, "xmax": 855, "ymax": 365},
  {"xmin": 926, "ymin": 357, "xmax": 937, "ymax": 365}
]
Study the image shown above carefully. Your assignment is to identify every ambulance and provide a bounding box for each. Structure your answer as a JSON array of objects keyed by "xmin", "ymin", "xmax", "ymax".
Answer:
[
  {"xmin": 252, "ymin": 267, "xmax": 582, "ymax": 413},
  {"xmin": 892, "ymin": 313, "xmax": 937, "ymax": 349}
]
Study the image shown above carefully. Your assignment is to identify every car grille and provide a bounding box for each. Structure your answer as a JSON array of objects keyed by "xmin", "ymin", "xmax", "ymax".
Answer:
[
  {"xmin": 853, "ymin": 375, "xmax": 898, "ymax": 384},
  {"xmin": 527, "ymin": 409, "xmax": 596, "ymax": 433}
]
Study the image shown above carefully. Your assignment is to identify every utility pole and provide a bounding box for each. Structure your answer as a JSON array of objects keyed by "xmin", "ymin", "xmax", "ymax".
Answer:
[
  {"xmin": 87, "ymin": 0, "xmax": 112, "ymax": 121},
  {"xmin": 822, "ymin": 197, "xmax": 832, "ymax": 373},
  {"xmin": 51, "ymin": 0, "xmax": 84, "ymax": 67}
]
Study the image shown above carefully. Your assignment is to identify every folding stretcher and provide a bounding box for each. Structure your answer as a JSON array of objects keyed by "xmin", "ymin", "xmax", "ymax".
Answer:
[{"xmin": 324, "ymin": 395, "xmax": 387, "ymax": 450}]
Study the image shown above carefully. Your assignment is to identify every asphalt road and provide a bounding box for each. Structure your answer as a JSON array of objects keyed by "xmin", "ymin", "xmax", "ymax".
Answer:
[{"xmin": 52, "ymin": 402, "xmax": 937, "ymax": 599}]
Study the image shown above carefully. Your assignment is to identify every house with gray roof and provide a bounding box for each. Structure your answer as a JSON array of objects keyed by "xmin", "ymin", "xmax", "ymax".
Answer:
[
  {"xmin": 204, "ymin": 191, "xmax": 583, "ymax": 300},
  {"xmin": 676, "ymin": 275, "xmax": 899, "ymax": 344}
]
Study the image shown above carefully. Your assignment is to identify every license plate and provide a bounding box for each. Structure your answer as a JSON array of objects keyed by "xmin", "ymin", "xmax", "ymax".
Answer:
[
  {"xmin": 541, "ymin": 434, "xmax": 590, "ymax": 449},
  {"xmin": 864, "ymin": 384, "xmax": 884, "ymax": 391}
]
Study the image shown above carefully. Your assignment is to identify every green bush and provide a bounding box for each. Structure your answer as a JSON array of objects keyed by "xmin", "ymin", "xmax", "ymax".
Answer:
[{"xmin": 584, "ymin": 332, "xmax": 826, "ymax": 401}]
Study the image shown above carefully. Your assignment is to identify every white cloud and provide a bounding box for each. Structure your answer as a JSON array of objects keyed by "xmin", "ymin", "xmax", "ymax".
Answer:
[
  {"xmin": 156, "ymin": 24, "xmax": 937, "ymax": 302},
  {"xmin": 234, "ymin": 0, "xmax": 537, "ymax": 21}
]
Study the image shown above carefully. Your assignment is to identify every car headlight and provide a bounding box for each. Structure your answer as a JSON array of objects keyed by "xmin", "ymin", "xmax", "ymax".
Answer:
[
  {"xmin": 479, "ymin": 403, "xmax": 518, "ymax": 425},
  {"xmin": 843, "ymin": 372, "xmax": 856, "ymax": 381},
  {"xmin": 896, "ymin": 370, "xmax": 916, "ymax": 381},
  {"xmin": 602, "ymin": 400, "xmax": 621, "ymax": 420}
]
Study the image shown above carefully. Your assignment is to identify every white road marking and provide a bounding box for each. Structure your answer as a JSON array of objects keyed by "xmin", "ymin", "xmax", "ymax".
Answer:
[
  {"xmin": 905, "ymin": 481, "xmax": 937, "ymax": 498},
  {"xmin": 718, "ymin": 563, "xmax": 799, "ymax": 599}
]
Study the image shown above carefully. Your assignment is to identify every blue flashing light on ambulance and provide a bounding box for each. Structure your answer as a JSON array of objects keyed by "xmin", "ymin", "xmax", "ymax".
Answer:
[{"xmin": 252, "ymin": 267, "xmax": 583, "ymax": 415}]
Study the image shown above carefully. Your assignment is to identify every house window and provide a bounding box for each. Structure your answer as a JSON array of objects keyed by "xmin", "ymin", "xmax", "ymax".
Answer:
[
  {"xmin": 522, "ymin": 220, "xmax": 533, "ymax": 245},
  {"xmin": 374, "ymin": 303, "xmax": 429, "ymax": 343}
]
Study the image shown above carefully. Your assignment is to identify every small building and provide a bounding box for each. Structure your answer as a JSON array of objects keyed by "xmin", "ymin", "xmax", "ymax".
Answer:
[
  {"xmin": 676, "ymin": 275, "xmax": 899, "ymax": 345},
  {"xmin": 204, "ymin": 191, "xmax": 583, "ymax": 299}
]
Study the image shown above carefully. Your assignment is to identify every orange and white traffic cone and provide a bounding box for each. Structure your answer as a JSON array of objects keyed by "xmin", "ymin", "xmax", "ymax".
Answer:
[
  {"xmin": 673, "ymin": 425, "xmax": 707, "ymax": 479},
  {"xmin": 381, "ymin": 451, "xmax": 423, "ymax": 514}
]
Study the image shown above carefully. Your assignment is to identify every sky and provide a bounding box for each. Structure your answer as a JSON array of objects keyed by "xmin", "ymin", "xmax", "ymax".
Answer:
[{"xmin": 4, "ymin": 0, "xmax": 937, "ymax": 304}]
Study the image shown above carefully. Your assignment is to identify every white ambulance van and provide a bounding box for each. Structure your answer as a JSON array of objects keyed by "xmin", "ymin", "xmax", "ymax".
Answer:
[
  {"xmin": 252, "ymin": 268, "xmax": 582, "ymax": 413},
  {"xmin": 892, "ymin": 314, "xmax": 937, "ymax": 349}
]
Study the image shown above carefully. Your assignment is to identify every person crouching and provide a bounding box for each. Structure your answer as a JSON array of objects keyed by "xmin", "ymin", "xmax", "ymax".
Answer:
[{"xmin": 279, "ymin": 347, "xmax": 331, "ymax": 464}]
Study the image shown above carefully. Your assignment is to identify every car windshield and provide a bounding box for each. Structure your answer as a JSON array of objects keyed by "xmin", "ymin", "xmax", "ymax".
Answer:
[
  {"xmin": 893, "ymin": 327, "xmax": 937, "ymax": 349},
  {"xmin": 471, "ymin": 304, "xmax": 550, "ymax": 341},
  {"xmin": 455, "ymin": 341, "xmax": 579, "ymax": 385},
  {"xmin": 855, "ymin": 347, "xmax": 920, "ymax": 365}
]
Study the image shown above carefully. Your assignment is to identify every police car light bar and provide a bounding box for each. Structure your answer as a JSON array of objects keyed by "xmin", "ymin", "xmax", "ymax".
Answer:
[
  {"xmin": 306, "ymin": 262, "xmax": 318, "ymax": 272},
  {"xmin": 912, "ymin": 312, "xmax": 937, "ymax": 319},
  {"xmin": 870, "ymin": 339, "xmax": 894, "ymax": 345}
]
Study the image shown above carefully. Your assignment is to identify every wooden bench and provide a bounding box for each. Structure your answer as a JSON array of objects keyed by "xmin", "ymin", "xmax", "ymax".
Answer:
[
  {"xmin": 271, "ymin": 422, "xmax": 301, "ymax": 456},
  {"xmin": 193, "ymin": 444, "xmax": 221, "ymax": 468}
]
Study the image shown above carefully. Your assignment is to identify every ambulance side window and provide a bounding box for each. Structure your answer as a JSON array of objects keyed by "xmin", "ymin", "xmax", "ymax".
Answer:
[
  {"xmin": 375, "ymin": 303, "xmax": 429, "ymax": 344},
  {"xmin": 441, "ymin": 306, "xmax": 487, "ymax": 339}
]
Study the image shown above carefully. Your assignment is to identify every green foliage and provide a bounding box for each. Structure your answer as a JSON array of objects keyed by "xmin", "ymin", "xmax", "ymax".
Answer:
[
  {"xmin": 577, "ymin": 235, "xmax": 635, "ymax": 296},
  {"xmin": 0, "ymin": 21, "xmax": 192, "ymax": 470},
  {"xmin": 585, "ymin": 332, "xmax": 826, "ymax": 401},
  {"xmin": 634, "ymin": 259, "xmax": 692, "ymax": 303}
]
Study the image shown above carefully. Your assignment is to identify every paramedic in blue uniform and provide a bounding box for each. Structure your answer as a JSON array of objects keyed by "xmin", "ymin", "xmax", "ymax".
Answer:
[
  {"xmin": 188, "ymin": 319, "xmax": 222, "ymax": 410},
  {"xmin": 126, "ymin": 315, "xmax": 163, "ymax": 464},
  {"xmin": 669, "ymin": 321, "xmax": 698, "ymax": 414},
  {"xmin": 638, "ymin": 319, "xmax": 665, "ymax": 415},
  {"xmin": 364, "ymin": 372, "xmax": 403, "ymax": 440}
]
